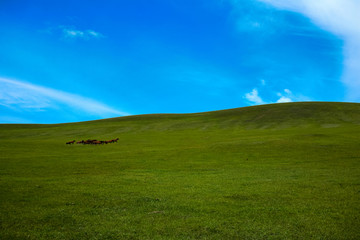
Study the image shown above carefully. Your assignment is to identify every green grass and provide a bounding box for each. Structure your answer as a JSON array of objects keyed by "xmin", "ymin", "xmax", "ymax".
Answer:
[{"xmin": 1, "ymin": 102, "xmax": 360, "ymax": 239}]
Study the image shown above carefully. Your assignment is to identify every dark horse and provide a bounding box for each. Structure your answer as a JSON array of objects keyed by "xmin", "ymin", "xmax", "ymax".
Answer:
[{"xmin": 66, "ymin": 140, "xmax": 76, "ymax": 144}]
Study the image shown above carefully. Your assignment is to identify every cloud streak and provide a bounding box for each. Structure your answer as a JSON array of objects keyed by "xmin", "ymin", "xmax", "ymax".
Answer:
[
  {"xmin": 257, "ymin": 0, "xmax": 360, "ymax": 101},
  {"xmin": 61, "ymin": 26, "xmax": 104, "ymax": 39},
  {"xmin": 0, "ymin": 77, "xmax": 128, "ymax": 118}
]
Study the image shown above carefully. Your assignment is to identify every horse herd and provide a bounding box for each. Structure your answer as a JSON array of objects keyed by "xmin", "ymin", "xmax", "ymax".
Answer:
[{"xmin": 66, "ymin": 138, "xmax": 119, "ymax": 145}]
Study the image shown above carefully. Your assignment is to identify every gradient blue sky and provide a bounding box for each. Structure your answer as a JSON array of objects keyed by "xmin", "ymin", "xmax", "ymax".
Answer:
[{"xmin": 1, "ymin": 0, "xmax": 359, "ymax": 123}]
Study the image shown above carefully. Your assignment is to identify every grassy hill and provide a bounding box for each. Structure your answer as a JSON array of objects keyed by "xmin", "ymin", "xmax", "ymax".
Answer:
[{"xmin": 1, "ymin": 102, "xmax": 360, "ymax": 239}]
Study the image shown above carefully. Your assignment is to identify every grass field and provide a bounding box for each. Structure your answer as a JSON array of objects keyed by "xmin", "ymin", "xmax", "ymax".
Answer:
[{"xmin": 1, "ymin": 102, "xmax": 360, "ymax": 239}]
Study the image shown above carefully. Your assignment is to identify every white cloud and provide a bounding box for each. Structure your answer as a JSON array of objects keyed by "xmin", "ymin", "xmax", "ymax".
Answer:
[
  {"xmin": 284, "ymin": 88, "xmax": 291, "ymax": 94},
  {"xmin": 244, "ymin": 88, "xmax": 266, "ymax": 105},
  {"xmin": 62, "ymin": 27, "xmax": 104, "ymax": 39},
  {"xmin": 276, "ymin": 88, "xmax": 310, "ymax": 103},
  {"xmin": 87, "ymin": 30, "xmax": 103, "ymax": 38},
  {"xmin": 257, "ymin": 0, "xmax": 360, "ymax": 101},
  {"xmin": 0, "ymin": 77, "xmax": 128, "ymax": 118},
  {"xmin": 244, "ymin": 87, "xmax": 310, "ymax": 105},
  {"xmin": 276, "ymin": 96, "xmax": 292, "ymax": 103},
  {"xmin": 64, "ymin": 29, "xmax": 84, "ymax": 38}
]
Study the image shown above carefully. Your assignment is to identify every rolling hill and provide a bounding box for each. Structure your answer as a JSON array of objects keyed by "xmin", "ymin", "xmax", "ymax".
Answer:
[{"xmin": 1, "ymin": 102, "xmax": 360, "ymax": 239}]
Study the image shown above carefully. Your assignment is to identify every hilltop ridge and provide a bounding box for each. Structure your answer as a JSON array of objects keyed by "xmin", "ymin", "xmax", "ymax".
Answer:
[
  {"xmin": 0, "ymin": 102, "xmax": 359, "ymax": 134},
  {"xmin": 67, "ymin": 101, "xmax": 360, "ymax": 128}
]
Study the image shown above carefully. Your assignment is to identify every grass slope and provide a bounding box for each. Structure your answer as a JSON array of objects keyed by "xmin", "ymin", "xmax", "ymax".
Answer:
[{"xmin": 1, "ymin": 102, "xmax": 360, "ymax": 239}]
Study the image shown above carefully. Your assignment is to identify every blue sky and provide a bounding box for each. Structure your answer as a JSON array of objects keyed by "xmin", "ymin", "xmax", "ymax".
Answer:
[{"xmin": 0, "ymin": 0, "xmax": 359, "ymax": 123}]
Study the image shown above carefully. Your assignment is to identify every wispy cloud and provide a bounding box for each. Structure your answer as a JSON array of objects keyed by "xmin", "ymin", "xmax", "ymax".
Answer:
[
  {"xmin": 0, "ymin": 115, "xmax": 33, "ymax": 124},
  {"xmin": 276, "ymin": 89, "xmax": 293, "ymax": 103},
  {"xmin": 276, "ymin": 96, "xmax": 292, "ymax": 103},
  {"xmin": 276, "ymin": 88, "xmax": 310, "ymax": 103},
  {"xmin": 61, "ymin": 26, "xmax": 104, "ymax": 40},
  {"xmin": 257, "ymin": 0, "xmax": 360, "ymax": 101},
  {"xmin": 244, "ymin": 87, "xmax": 310, "ymax": 106},
  {"xmin": 0, "ymin": 77, "xmax": 128, "ymax": 118},
  {"xmin": 244, "ymin": 88, "xmax": 265, "ymax": 105}
]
